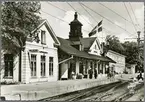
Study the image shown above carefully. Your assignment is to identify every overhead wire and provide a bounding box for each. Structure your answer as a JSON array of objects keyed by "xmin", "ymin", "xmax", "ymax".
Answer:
[
  {"xmin": 47, "ymin": 2, "xmax": 66, "ymax": 12},
  {"xmin": 44, "ymin": 2, "xmax": 138, "ymax": 37},
  {"xmin": 80, "ymin": 2, "xmax": 136, "ymax": 37},
  {"xmin": 67, "ymin": 2, "xmax": 94, "ymax": 28},
  {"xmin": 45, "ymin": 2, "xmax": 91, "ymax": 33},
  {"xmin": 129, "ymin": 2, "xmax": 142, "ymax": 29},
  {"xmin": 79, "ymin": 2, "xmax": 118, "ymax": 35},
  {"xmin": 123, "ymin": 2, "xmax": 137, "ymax": 32},
  {"xmin": 98, "ymin": 2, "xmax": 137, "ymax": 26}
]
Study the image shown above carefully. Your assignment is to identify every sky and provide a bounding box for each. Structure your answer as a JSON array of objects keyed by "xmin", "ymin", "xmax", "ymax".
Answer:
[{"xmin": 39, "ymin": 2, "xmax": 144, "ymax": 43}]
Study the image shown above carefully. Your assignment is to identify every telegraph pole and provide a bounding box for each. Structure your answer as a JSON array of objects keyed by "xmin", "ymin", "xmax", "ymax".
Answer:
[
  {"xmin": 137, "ymin": 31, "xmax": 141, "ymax": 61},
  {"xmin": 137, "ymin": 31, "xmax": 144, "ymax": 72}
]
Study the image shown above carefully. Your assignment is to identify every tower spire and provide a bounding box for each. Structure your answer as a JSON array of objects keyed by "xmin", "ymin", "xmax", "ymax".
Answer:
[{"xmin": 74, "ymin": 12, "xmax": 78, "ymax": 20}]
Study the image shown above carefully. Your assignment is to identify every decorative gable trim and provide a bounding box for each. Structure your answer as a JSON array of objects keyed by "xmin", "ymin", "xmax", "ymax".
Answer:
[
  {"xmin": 89, "ymin": 37, "xmax": 103, "ymax": 54},
  {"xmin": 31, "ymin": 19, "xmax": 60, "ymax": 46}
]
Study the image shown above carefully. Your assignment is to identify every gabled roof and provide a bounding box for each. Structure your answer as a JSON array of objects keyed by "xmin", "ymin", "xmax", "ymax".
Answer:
[
  {"xmin": 80, "ymin": 37, "xmax": 96, "ymax": 49},
  {"xmin": 27, "ymin": 19, "xmax": 60, "ymax": 45},
  {"xmin": 57, "ymin": 37, "xmax": 116, "ymax": 63}
]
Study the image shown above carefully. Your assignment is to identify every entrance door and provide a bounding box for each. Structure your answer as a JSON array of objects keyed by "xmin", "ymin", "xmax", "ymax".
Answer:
[
  {"xmin": 58, "ymin": 64, "xmax": 61, "ymax": 80},
  {"xmin": 68, "ymin": 62, "xmax": 76, "ymax": 79},
  {"xmin": 79, "ymin": 62, "xmax": 83, "ymax": 74},
  {"xmin": 68, "ymin": 63, "xmax": 72, "ymax": 79}
]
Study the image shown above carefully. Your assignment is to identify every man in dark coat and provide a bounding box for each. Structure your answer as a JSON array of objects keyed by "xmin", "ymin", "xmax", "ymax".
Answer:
[
  {"xmin": 94, "ymin": 68, "xmax": 98, "ymax": 79},
  {"xmin": 88, "ymin": 68, "xmax": 93, "ymax": 79}
]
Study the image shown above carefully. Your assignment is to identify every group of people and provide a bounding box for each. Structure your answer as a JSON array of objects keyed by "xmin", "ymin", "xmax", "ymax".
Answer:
[
  {"xmin": 88, "ymin": 68, "xmax": 98, "ymax": 79},
  {"xmin": 107, "ymin": 70, "xmax": 116, "ymax": 79},
  {"xmin": 71, "ymin": 65, "xmax": 114, "ymax": 79},
  {"xmin": 88, "ymin": 66, "xmax": 115, "ymax": 79}
]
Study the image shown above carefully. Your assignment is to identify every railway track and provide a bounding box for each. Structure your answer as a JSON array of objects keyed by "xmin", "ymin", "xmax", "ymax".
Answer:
[
  {"xmin": 39, "ymin": 80, "xmax": 143, "ymax": 101},
  {"xmin": 80, "ymin": 80, "xmax": 130, "ymax": 101},
  {"xmin": 67, "ymin": 81, "xmax": 124, "ymax": 101},
  {"xmin": 39, "ymin": 81, "xmax": 124, "ymax": 101},
  {"xmin": 111, "ymin": 82, "xmax": 144, "ymax": 102}
]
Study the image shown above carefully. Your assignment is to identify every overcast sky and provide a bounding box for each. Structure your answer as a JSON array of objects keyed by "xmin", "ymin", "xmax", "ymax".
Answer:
[{"xmin": 40, "ymin": 2, "xmax": 144, "ymax": 43}]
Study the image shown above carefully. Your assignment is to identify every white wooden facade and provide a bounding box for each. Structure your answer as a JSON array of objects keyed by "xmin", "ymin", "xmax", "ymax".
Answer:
[
  {"xmin": 1, "ymin": 20, "xmax": 60, "ymax": 84},
  {"xmin": 106, "ymin": 50, "xmax": 126, "ymax": 74}
]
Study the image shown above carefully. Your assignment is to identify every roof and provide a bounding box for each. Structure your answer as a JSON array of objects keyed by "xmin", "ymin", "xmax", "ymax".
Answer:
[
  {"xmin": 26, "ymin": 19, "xmax": 60, "ymax": 45},
  {"xmin": 108, "ymin": 50, "xmax": 126, "ymax": 57},
  {"xmin": 69, "ymin": 19, "xmax": 83, "ymax": 26},
  {"xmin": 69, "ymin": 12, "xmax": 83, "ymax": 26},
  {"xmin": 39, "ymin": 19, "xmax": 46, "ymax": 24},
  {"xmin": 66, "ymin": 37, "xmax": 96, "ymax": 49},
  {"xmin": 80, "ymin": 37, "xmax": 96, "ymax": 49},
  {"xmin": 57, "ymin": 37, "xmax": 116, "ymax": 63}
]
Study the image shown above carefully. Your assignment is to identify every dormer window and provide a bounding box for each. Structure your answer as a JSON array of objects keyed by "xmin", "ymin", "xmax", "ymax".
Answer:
[{"xmin": 41, "ymin": 30, "xmax": 46, "ymax": 44}]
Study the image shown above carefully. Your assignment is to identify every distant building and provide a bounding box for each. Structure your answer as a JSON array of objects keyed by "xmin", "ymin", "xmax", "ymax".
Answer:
[
  {"xmin": 125, "ymin": 63, "xmax": 136, "ymax": 74},
  {"xmin": 106, "ymin": 50, "xmax": 126, "ymax": 74},
  {"xmin": 57, "ymin": 12, "xmax": 115, "ymax": 80}
]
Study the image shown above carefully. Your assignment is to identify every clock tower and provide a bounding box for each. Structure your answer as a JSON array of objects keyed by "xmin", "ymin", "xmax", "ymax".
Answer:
[{"xmin": 69, "ymin": 12, "xmax": 83, "ymax": 41}]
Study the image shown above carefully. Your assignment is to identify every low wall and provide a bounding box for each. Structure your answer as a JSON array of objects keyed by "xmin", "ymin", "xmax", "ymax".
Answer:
[{"xmin": 3, "ymin": 78, "xmax": 119, "ymax": 100}]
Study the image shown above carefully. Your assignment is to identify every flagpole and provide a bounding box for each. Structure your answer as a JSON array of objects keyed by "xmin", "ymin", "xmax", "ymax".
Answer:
[
  {"xmin": 101, "ymin": 18, "xmax": 104, "ymax": 54},
  {"xmin": 101, "ymin": 18, "xmax": 103, "ymax": 43},
  {"xmin": 96, "ymin": 25, "xmax": 98, "ymax": 38}
]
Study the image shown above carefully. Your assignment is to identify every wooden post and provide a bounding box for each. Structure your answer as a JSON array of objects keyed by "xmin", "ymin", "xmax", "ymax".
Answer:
[{"xmin": 19, "ymin": 49, "xmax": 22, "ymax": 82}]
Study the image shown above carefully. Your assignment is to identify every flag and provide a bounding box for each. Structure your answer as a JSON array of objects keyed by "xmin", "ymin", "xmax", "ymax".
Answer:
[
  {"xmin": 97, "ymin": 20, "xmax": 103, "ymax": 27},
  {"xmin": 91, "ymin": 25, "xmax": 98, "ymax": 32},
  {"xmin": 89, "ymin": 30, "xmax": 97, "ymax": 37},
  {"xmin": 98, "ymin": 27, "xmax": 102, "ymax": 32},
  {"xmin": 89, "ymin": 20, "xmax": 103, "ymax": 37}
]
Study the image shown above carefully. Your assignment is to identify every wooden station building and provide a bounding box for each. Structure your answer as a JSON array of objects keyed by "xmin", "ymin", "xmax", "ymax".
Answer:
[{"xmin": 57, "ymin": 12, "xmax": 115, "ymax": 80}]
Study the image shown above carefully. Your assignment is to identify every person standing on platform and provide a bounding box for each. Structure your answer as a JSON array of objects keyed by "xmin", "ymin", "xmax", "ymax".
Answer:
[
  {"xmin": 94, "ymin": 68, "xmax": 98, "ymax": 79},
  {"xmin": 88, "ymin": 67, "xmax": 93, "ymax": 79}
]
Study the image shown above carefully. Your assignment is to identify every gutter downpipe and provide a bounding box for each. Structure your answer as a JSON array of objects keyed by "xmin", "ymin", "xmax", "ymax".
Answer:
[{"xmin": 58, "ymin": 55, "xmax": 73, "ymax": 64}]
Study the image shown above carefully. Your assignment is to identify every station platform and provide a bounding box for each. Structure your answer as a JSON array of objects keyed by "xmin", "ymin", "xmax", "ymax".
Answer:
[{"xmin": 1, "ymin": 74, "xmax": 136, "ymax": 100}]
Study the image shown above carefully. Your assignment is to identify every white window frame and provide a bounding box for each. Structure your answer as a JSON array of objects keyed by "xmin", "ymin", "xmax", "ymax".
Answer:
[
  {"xmin": 41, "ymin": 30, "xmax": 46, "ymax": 45},
  {"xmin": 49, "ymin": 57, "xmax": 54, "ymax": 76},
  {"xmin": 30, "ymin": 54, "xmax": 37, "ymax": 77},
  {"xmin": 41, "ymin": 55, "xmax": 46, "ymax": 77}
]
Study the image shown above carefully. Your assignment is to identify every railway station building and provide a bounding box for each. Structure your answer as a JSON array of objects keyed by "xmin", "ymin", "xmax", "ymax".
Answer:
[
  {"xmin": 58, "ymin": 12, "xmax": 116, "ymax": 80},
  {"xmin": 1, "ymin": 12, "xmax": 116, "ymax": 84}
]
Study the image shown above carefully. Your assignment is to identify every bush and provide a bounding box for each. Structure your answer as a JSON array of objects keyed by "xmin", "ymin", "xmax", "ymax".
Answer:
[
  {"xmin": 1, "ymin": 80, "xmax": 19, "ymax": 85},
  {"xmin": 76, "ymin": 74, "xmax": 83, "ymax": 79}
]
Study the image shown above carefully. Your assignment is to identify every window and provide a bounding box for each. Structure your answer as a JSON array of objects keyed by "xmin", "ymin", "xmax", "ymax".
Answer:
[
  {"xmin": 94, "ymin": 45, "xmax": 97, "ymax": 50},
  {"xmin": 98, "ymin": 63, "xmax": 100, "ymax": 74},
  {"xmin": 41, "ymin": 30, "xmax": 46, "ymax": 44},
  {"xmin": 101, "ymin": 63, "xmax": 104, "ymax": 74},
  {"xmin": 49, "ymin": 57, "xmax": 53, "ymax": 76},
  {"xmin": 41, "ymin": 56, "xmax": 46, "ymax": 77},
  {"xmin": 4, "ymin": 54, "xmax": 13, "ymax": 77},
  {"xmin": 30, "ymin": 54, "xmax": 37, "ymax": 77}
]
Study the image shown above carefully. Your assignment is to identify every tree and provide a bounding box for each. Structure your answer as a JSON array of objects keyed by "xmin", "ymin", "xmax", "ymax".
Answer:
[
  {"xmin": 105, "ymin": 35, "xmax": 144, "ymax": 72},
  {"xmin": 1, "ymin": 2, "xmax": 41, "ymax": 81},
  {"xmin": 122, "ymin": 41, "xmax": 144, "ymax": 72},
  {"xmin": 122, "ymin": 41, "xmax": 138, "ymax": 63},
  {"xmin": 2, "ymin": 2, "xmax": 41, "ymax": 54},
  {"xmin": 105, "ymin": 35, "xmax": 125, "ymax": 54}
]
